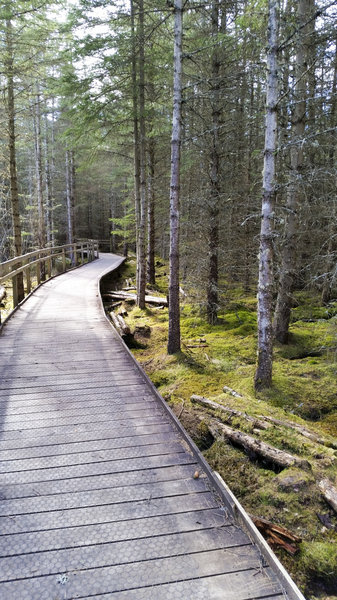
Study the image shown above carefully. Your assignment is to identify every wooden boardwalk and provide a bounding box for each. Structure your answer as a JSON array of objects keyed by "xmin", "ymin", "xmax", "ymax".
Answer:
[{"xmin": 0, "ymin": 254, "xmax": 304, "ymax": 600}]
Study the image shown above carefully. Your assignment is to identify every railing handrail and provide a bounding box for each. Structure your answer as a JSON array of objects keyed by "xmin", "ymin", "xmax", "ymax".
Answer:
[{"xmin": 0, "ymin": 240, "xmax": 99, "ymax": 319}]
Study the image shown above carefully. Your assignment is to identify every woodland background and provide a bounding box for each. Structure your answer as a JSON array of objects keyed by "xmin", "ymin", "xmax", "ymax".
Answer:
[
  {"xmin": 1, "ymin": 2, "xmax": 337, "ymax": 596},
  {"xmin": 1, "ymin": 0, "xmax": 336, "ymax": 314}
]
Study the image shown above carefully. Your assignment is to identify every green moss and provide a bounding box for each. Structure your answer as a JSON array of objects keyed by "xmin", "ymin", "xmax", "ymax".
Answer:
[{"xmin": 300, "ymin": 541, "xmax": 337, "ymax": 580}]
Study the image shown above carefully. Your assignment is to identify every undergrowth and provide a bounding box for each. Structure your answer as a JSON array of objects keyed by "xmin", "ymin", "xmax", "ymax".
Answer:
[{"xmin": 106, "ymin": 259, "xmax": 337, "ymax": 599}]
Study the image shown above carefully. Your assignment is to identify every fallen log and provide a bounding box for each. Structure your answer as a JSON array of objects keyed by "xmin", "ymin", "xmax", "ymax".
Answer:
[
  {"xmin": 186, "ymin": 344, "xmax": 209, "ymax": 348},
  {"xmin": 209, "ymin": 419, "xmax": 311, "ymax": 470},
  {"xmin": 103, "ymin": 291, "xmax": 168, "ymax": 306},
  {"xmin": 109, "ymin": 311, "xmax": 133, "ymax": 341},
  {"xmin": 191, "ymin": 395, "xmax": 271, "ymax": 430},
  {"xmin": 223, "ymin": 385, "xmax": 243, "ymax": 398},
  {"xmin": 251, "ymin": 515, "xmax": 301, "ymax": 556},
  {"xmin": 318, "ymin": 479, "xmax": 337, "ymax": 513},
  {"xmin": 259, "ymin": 415, "xmax": 337, "ymax": 449}
]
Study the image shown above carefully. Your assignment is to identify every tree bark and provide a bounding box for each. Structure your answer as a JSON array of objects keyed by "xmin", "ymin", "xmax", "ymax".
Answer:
[
  {"xmin": 191, "ymin": 394, "xmax": 271, "ymax": 430},
  {"xmin": 318, "ymin": 479, "xmax": 337, "ymax": 514},
  {"xmin": 168, "ymin": 0, "xmax": 183, "ymax": 354},
  {"xmin": 137, "ymin": 0, "xmax": 147, "ymax": 309},
  {"xmin": 209, "ymin": 419, "xmax": 310, "ymax": 470},
  {"xmin": 33, "ymin": 88, "xmax": 46, "ymax": 252},
  {"xmin": 207, "ymin": 1, "xmax": 221, "ymax": 325},
  {"xmin": 130, "ymin": 0, "xmax": 141, "ymax": 292},
  {"xmin": 254, "ymin": 0, "xmax": 279, "ymax": 390},
  {"xmin": 147, "ymin": 136, "xmax": 156, "ymax": 285},
  {"xmin": 66, "ymin": 149, "xmax": 75, "ymax": 262},
  {"xmin": 273, "ymin": 0, "xmax": 312, "ymax": 343},
  {"xmin": 321, "ymin": 34, "xmax": 337, "ymax": 305},
  {"xmin": 5, "ymin": 16, "xmax": 24, "ymax": 302},
  {"xmin": 44, "ymin": 109, "xmax": 53, "ymax": 246}
]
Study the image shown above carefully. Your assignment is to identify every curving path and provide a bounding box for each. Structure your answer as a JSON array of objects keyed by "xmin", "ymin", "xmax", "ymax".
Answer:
[{"xmin": 0, "ymin": 254, "xmax": 304, "ymax": 599}]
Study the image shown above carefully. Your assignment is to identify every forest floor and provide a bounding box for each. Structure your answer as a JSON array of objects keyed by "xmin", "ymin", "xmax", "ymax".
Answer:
[{"xmin": 99, "ymin": 258, "xmax": 335, "ymax": 598}]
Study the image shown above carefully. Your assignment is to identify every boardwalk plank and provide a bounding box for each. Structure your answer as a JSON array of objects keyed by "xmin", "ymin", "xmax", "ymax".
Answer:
[
  {"xmin": 0, "ymin": 477, "xmax": 208, "ymax": 516},
  {"xmin": 0, "ymin": 463, "xmax": 199, "ymax": 501},
  {"xmin": 0, "ymin": 549, "xmax": 281, "ymax": 600},
  {"xmin": 0, "ymin": 529, "xmax": 251, "ymax": 582},
  {"xmin": 84, "ymin": 569, "xmax": 283, "ymax": 600}
]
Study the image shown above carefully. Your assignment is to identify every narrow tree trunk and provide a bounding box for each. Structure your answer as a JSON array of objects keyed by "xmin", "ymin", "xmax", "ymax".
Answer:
[
  {"xmin": 273, "ymin": 0, "xmax": 312, "ymax": 343},
  {"xmin": 254, "ymin": 0, "xmax": 279, "ymax": 391},
  {"xmin": 5, "ymin": 17, "xmax": 24, "ymax": 302},
  {"xmin": 147, "ymin": 136, "xmax": 156, "ymax": 285},
  {"xmin": 50, "ymin": 96, "xmax": 56, "ymax": 246},
  {"xmin": 207, "ymin": 1, "xmax": 221, "ymax": 325},
  {"xmin": 130, "ymin": 0, "xmax": 141, "ymax": 294},
  {"xmin": 66, "ymin": 150, "xmax": 75, "ymax": 263},
  {"xmin": 321, "ymin": 35, "xmax": 337, "ymax": 305},
  {"xmin": 137, "ymin": 0, "xmax": 147, "ymax": 309},
  {"xmin": 33, "ymin": 89, "xmax": 46, "ymax": 252},
  {"xmin": 167, "ymin": 0, "xmax": 183, "ymax": 354},
  {"xmin": 44, "ymin": 109, "xmax": 53, "ymax": 245}
]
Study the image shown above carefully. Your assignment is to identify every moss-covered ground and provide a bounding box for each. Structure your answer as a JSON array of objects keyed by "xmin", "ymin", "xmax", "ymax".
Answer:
[{"xmin": 106, "ymin": 259, "xmax": 337, "ymax": 599}]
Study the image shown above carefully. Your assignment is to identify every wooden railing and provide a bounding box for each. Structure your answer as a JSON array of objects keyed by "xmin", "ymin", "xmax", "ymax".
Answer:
[{"xmin": 0, "ymin": 240, "xmax": 99, "ymax": 320}]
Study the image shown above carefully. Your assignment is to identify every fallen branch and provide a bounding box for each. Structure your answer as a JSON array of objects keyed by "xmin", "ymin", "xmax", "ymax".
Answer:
[
  {"xmin": 260, "ymin": 415, "xmax": 337, "ymax": 450},
  {"xmin": 209, "ymin": 419, "xmax": 311, "ymax": 471},
  {"xmin": 186, "ymin": 343, "xmax": 209, "ymax": 348},
  {"xmin": 318, "ymin": 479, "xmax": 337, "ymax": 513},
  {"xmin": 223, "ymin": 385, "xmax": 243, "ymax": 398},
  {"xmin": 191, "ymin": 395, "xmax": 271, "ymax": 430},
  {"xmin": 177, "ymin": 400, "xmax": 185, "ymax": 419},
  {"xmin": 251, "ymin": 515, "xmax": 301, "ymax": 556},
  {"xmin": 103, "ymin": 291, "xmax": 168, "ymax": 306}
]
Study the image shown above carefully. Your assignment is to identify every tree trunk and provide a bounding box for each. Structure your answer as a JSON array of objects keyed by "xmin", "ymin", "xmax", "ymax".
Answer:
[
  {"xmin": 137, "ymin": 0, "xmax": 147, "ymax": 309},
  {"xmin": 66, "ymin": 150, "xmax": 75, "ymax": 263},
  {"xmin": 321, "ymin": 35, "xmax": 337, "ymax": 305},
  {"xmin": 207, "ymin": 1, "xmax": 221, "ymax": 325},
  {"xmin": 147, "ymin": 136, "xmax": 156, "ymax": 285},
  {"xmin": 167, "ymin": 0, "xmax": 183, "ymax": 354},
  {"xmin": 44, "ymin": 108, "xmax": 53, "ymax": 246},
  {"xmin": 273, "ymin": 0, "xmax": 312, "ymax": 343},
  {"xmin": 33, "ymin": 89, "xmax": 46, "ymax": 251},
  {"xmin": 130, "ymin": 0, "xmax": 141, "ymax": 297},
  {"xmin": 5, "ymin": 17, "xmax": 24, "ymax": 302},
  {"xmin": 254, "ymin": 0, "xmax": 279, "ymax": 391}
]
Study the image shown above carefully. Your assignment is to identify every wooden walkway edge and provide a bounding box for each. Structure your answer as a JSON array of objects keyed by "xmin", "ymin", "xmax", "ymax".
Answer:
[{"xmin": 0, "ymin": 253, "xmax": 306, "ymax": 600}]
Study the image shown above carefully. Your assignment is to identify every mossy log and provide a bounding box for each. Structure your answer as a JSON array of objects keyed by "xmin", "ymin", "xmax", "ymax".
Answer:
[
  {"xmin": 209, "ymin": 419, "xmax": 311, "ymax": 470},
  {"xmin": 260, "ymin": 415, "xmax": 337, "ymax": 449},
  {"xmin": 104, "ymin": 291, "xmax": 167, "ymax": 306},
  {"xmin": 109, "ymin": 311, "xmax": 133, "ymax": 341},
  {"xmin": 318, "ymin": 479, "xmax": 337, "ymax": 513},
  {"xmin": 191, "ymin": 394, "xmax": 271, "ymax": 430}
]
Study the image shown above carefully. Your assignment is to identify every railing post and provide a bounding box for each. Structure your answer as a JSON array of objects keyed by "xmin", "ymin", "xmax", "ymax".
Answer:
[
  {"xmin": 62, "ymin": 248, "xmax": 66, "ymax": 272},
  {"xmin": 12, "ymin": 275, "xmax": 19, "ymax": 308},
  {"xmin": 36, "ymin": 258, "xmax": 41, "ymax": 286},
  {"xmin": 81, "ymin": 244, "xmax": 84, "ymax": 265},
  {"xmin": 46, "ymin": 256, "xmax": 52, "ymax": 279},
  {"xmin": 73, "ymin": 244, "xmax": 77, "ymax": 266},
  {"xmin": 25, "ymin": 266, "xmax": 31, "ymax": 295}
]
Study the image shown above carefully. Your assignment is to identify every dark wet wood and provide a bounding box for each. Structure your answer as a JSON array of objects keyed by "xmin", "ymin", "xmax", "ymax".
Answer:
[{"xmin": 0, "ymin": 253, "xmax": 301, "ymax": 600}]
